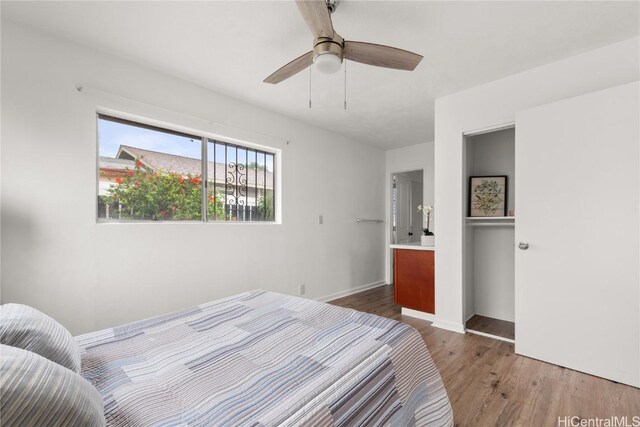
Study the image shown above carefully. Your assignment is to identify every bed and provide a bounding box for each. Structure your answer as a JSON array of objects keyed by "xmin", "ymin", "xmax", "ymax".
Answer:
[{"xmin": 75, "ymin": 290, "xmax": 453, "ymax": 426}]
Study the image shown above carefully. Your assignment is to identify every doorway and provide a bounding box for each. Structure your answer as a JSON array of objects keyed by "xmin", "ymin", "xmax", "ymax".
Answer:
[
  {"xmin": 392, "ymin": 170, "xmax": 423, "ymax": 244},
  {"xmin": 463, "ymin": 126, "xmax": 515, "ymax": 343}
]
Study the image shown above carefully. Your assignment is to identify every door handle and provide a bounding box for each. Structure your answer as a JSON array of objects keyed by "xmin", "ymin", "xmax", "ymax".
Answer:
[
  {"xmin": 408, "ymin": 232, "xmax": 413, "ymax": 236},
  {"xmin": 518, "ymin": 241, "xmax": 529, "ymax": 250}
]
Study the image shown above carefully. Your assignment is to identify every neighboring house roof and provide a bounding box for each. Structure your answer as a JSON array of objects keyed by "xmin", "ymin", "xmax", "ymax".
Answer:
[
  {"xmin": 110, "ymin": 145, "xmax": 273, "ymax": 189},
  {"xmin": 99, "ymin": 156, "xmax": 136, "ymax": 173}
]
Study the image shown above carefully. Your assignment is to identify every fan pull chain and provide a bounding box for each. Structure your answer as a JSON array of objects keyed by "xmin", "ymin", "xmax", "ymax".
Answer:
[
  {"xmin": 309, "ymin": 67, "xmax": 312, "ymax": 109},
  {"xmin": 344, "ymin": 60, "xmax": 347, "ymax": 110}
]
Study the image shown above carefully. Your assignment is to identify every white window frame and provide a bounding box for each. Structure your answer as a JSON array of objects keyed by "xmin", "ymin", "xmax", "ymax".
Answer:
[{"xmin": 96, "ymin": 112, "xmax": 280, "ymax": 224}]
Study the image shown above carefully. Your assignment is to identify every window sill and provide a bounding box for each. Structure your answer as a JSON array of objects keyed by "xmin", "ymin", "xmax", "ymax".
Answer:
[{"xmin": 96, "ymin": 220, "xmax": 281, "ymax": 225}]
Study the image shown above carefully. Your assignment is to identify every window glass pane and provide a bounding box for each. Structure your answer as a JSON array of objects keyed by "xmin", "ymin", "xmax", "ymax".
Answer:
[
  {"xmin": 97, "ymin": 116, "xmax": 202, "ymax": 221},
  {"xmin": 207, "ymin": 140, "xmax": 275, "ymax": 222},
  {"xmin": 260, "ymin": 154, "xmax": 275, "ymax": 222},
  {"xmin": 206, "ymin": 141, "xmax": 225, "ymax": 221}
]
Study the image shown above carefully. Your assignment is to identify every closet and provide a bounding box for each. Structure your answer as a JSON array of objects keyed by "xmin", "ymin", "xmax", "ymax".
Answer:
[
  {"xmin": 459, "ymin": 82, "xmax": 639, "ymax": 387},
  {"xmin": 464, "ymin": 127, "xmax": 515, "ymax": 341}
]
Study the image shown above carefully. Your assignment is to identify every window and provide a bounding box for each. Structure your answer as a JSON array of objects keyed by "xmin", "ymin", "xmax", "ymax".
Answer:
[{"xmin": 97, "ymin": 114, "xmax": 276, "ymax": 222}]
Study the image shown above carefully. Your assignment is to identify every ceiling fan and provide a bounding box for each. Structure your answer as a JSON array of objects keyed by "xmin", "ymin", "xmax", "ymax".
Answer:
[{"xmin": 263, "ymin": 0, "xmax": 423, "ymax": 84}]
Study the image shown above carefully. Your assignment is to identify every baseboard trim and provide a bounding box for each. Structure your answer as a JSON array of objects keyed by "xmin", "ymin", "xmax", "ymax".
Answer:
[
  {"xmin": 466, "ymin": 328, "xmax": 515, "ymax": 344},
  {"xmin": 401, "ymin": 308, "xmax": 436, "ymax": 322},
  {"xmin": 431, "ymin": 320, "xmax": 466, "ymax": 334},
  {"xmin": 465, "ymin": 311, "xmax": 476, "ymax": 322},
  {"xmin": 316, "ymin": 281, "xmax": 388, "ymax": 303}
]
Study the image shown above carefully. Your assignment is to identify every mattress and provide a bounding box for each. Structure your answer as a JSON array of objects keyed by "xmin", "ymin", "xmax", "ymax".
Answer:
[{"xmin": 76, "ymin": 290, "xmax": 453, "ymax": 426}]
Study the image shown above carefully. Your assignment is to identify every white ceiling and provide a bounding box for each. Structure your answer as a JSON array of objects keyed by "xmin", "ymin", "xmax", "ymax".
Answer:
[{"xmin": 2, "ymin": 1, "xmax": 638, "ymax": 149}]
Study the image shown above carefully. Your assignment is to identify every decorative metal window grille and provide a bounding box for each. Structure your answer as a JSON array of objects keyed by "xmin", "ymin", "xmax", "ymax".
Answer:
[
  {"xmin": 207, "ymin": 140, "xmax": 275, "ymax": 222},
  {"xmin": 97, "ymin": 114, "xmax": 276, "ymax": 222}
]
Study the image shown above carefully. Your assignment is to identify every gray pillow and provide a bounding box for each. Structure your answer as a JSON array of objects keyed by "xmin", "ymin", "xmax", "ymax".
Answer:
[
  {"xmin": 0, "ymin": 303, "xmax": 81, "ymax": 373},
  {"xmin": 0, "ymin": 345, "xmax": 105, "ymax": 426}
]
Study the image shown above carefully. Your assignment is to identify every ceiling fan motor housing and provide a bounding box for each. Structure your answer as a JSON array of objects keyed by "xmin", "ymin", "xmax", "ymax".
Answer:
[
  {"xmin": 313, "ymin": 35, "xmax": 344, "ymax": 61},
  {"xmin": 313, "ymin": 36, "xmax": 344, "ymax": 73}
]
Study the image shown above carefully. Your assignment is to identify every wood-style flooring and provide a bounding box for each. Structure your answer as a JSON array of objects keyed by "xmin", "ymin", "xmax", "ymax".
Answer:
[
  {"xmin": 329, "ymin": 285, "xmax": 640, "ymax": 427},
  {"xmin": 466, "ymin": 314, "xmax": 515, "ymax": 341}
]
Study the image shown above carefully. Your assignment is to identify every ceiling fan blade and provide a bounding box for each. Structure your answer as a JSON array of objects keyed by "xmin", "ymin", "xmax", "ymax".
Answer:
[
  {"xmin": 263, "ymin": 51, "xmax": 314, "ymax": 84},
  {"xmin": 343, "ymin": 41, "xmax": 423, "ymax": 71},
  {"xmin": 295, "ymin": 0, "xmax": 334, "ymax": 38}
]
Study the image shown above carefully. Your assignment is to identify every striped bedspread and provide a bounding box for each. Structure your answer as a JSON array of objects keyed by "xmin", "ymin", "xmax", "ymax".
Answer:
[{"xmin": 76, "ymin": 291, "xmax": 453, "ymax": 426}]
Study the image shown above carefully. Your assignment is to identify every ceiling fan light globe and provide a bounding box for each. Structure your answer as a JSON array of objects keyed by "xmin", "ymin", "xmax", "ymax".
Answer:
[{"xmin": 314, "ymin": 53, "xmax": 342, "ymax": 74}]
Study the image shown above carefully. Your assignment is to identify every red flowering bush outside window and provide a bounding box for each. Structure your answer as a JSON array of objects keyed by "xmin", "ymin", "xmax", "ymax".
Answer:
[{"xmin": 100, "ymin": 160, "xmax": 224, "ymax": 221}]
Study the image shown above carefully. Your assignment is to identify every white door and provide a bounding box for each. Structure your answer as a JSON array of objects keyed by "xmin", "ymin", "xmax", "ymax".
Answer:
[
  {"xmin": 395, "ymin": 174, "xmax": 412, "ymax": 243},
  {"xmin": 515, "ymin": 82, "xmax": 639, "ymax": 387}
]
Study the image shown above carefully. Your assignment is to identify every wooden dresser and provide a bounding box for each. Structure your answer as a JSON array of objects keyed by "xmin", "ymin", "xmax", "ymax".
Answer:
[{"xmin": 392, "ymin": 244, "xmax": 435, "ymax": 314}]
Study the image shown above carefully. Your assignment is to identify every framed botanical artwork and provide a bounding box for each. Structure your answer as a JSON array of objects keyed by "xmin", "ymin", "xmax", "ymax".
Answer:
[{"xmin": 468, "ymin": 175, "xmax": 508, "ymax": 217}]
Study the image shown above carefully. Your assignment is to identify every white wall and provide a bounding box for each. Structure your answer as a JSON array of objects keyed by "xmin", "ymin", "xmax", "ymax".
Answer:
[
  {"xmin": 471, "ymin": 228, "xmax": 515, "ymax": 322},
  {"xmin": 384, "ymin": 142, "xmax": 434, "ymax": 283},
  {"xmin": 0, "ymin": 21, "xmax": 386, "ymax": 335},
  {"xmin": 467, "ymin": 129, "xmax": 515, "ymax": 213},
  {"xmin": 434, "ymin": 36, "xmax": 640, "ymax": 332}
]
